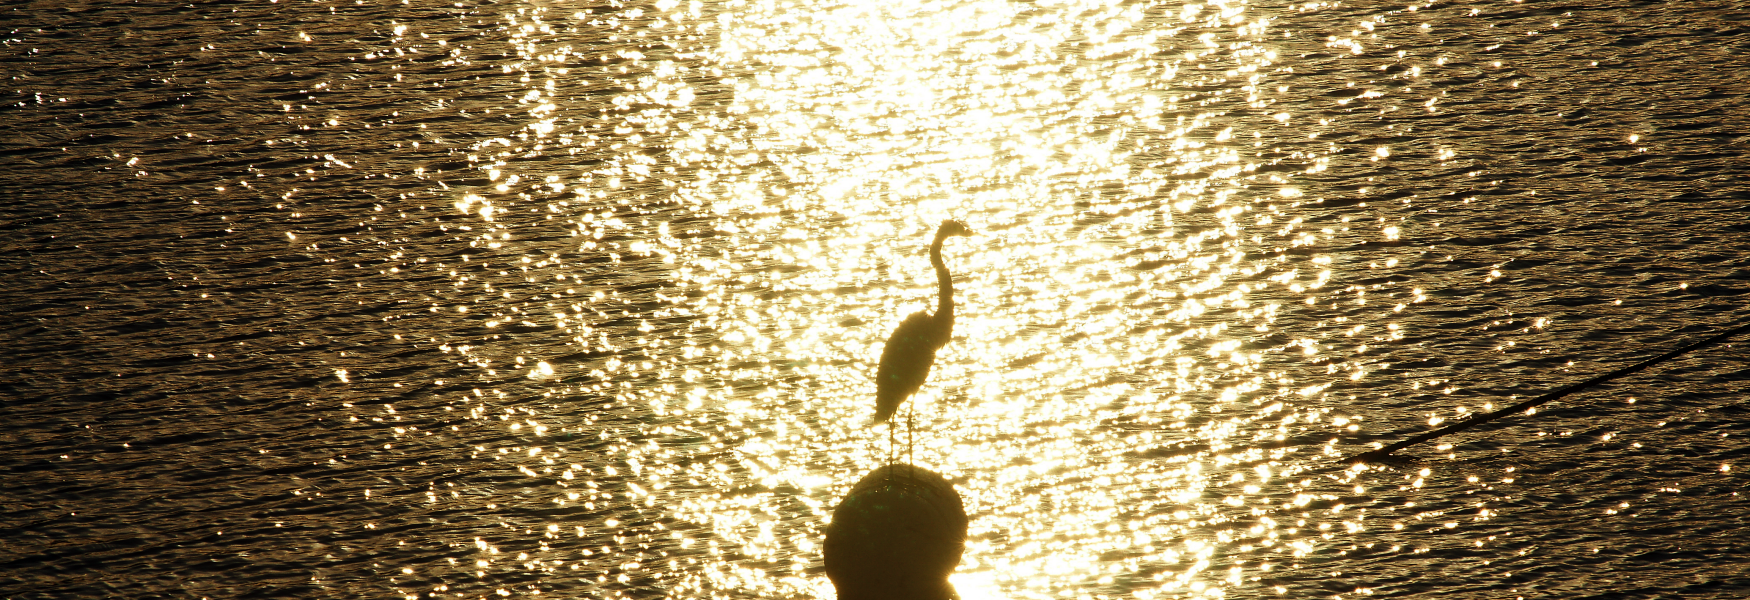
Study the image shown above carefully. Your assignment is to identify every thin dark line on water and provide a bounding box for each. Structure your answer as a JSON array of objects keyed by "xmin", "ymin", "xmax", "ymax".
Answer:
[{"xmin": 1345, "ymin": 318, "xmax": 1750, "ymax": 465}]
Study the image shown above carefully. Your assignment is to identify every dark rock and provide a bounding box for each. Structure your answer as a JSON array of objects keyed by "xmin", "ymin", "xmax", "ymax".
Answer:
[{"xmin": 824, "ymin": 464, "xmax": 967, "ymax": 600}]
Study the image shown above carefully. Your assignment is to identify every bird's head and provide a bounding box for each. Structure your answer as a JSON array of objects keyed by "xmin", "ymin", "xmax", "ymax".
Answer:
[{"xmin": 936, "ymin": 219, "xmax": 974, "ymax": 239}]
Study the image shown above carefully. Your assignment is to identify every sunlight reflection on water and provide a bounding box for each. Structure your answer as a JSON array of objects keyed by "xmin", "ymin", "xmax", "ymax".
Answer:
[
  {"xmin": 406, "ymin": 0, "xmax": 1739, "ymax": 598},
  {"xmin": 443, "ymin": 0, "xmax": 1380, "ymax": 597},
  {"xmin": 6, "ymin": 0, "xmax": 1749, "ymax": 597}
]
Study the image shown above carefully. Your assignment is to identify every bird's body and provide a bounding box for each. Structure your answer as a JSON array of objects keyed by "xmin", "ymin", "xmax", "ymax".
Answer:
[
  {"xmin": 872, "ymin": 311, "xmax": 945, "ymax": 424},
  {"xmin": 871, "ymin": 220, "xmax": 973, "ymax": 460}
]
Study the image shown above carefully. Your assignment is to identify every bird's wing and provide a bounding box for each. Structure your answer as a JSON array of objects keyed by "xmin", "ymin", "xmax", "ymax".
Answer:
[{"xmin": 872, "ymin": 311, "xmax": 940, "ymax": 423}]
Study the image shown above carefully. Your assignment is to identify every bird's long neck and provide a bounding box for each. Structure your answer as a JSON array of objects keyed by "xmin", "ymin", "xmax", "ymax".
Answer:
[{"xmin": 930, "ymin": 234, "xmax": 954, "ymax": 338}]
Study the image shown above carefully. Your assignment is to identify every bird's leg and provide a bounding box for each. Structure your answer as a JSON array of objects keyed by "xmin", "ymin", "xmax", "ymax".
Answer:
[
  {"xmin": 887, "ymin": 422, "xmax": 895, "ymax": 467},
  {"xmin": 906, "ymin": 402, "xmax": 915, "ymax": 467}
]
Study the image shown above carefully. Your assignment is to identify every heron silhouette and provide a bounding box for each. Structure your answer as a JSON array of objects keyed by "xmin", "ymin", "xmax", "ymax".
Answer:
[{"xmin": 872, "ymin": 219, "xmax": 973, "ymax": 464}]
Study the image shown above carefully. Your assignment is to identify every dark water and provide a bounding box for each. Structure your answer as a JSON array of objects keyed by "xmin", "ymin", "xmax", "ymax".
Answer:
[{"xmin": 4, "ymin": 0, "xmax": 1749, "ymax": 598}]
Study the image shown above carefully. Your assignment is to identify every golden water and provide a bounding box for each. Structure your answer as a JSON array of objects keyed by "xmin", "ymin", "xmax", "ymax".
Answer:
[
  {"xmin": 443, "ymin": 1, "xmax": 1515, "ymax": 597},
  {"xmin": 5, "ymin": 0, "xmax": 1748, "ymax": 598}
]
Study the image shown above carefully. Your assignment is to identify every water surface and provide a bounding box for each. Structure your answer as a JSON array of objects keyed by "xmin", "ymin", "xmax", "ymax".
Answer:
[{"xmin": 3, "ymin": 0, "xmax": 1749, "ymax": 598}]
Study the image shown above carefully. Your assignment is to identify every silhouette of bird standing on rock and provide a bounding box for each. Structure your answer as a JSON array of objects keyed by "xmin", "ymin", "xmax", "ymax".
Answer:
[{"xmin": 872, "ymin": 219, "xmax": 974, "ymax": 465}]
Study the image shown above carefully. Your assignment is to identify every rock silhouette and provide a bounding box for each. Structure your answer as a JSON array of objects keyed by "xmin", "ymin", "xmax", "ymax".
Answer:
[{"xmin": 823, "ymin": 464, "xmax": 967, "ymax": 600}]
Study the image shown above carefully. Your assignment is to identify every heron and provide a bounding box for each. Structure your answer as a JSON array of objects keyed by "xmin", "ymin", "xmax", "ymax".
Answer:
[{"xmin": 872, "ymin": 219, "xmax": 974, "ymax": 464}]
